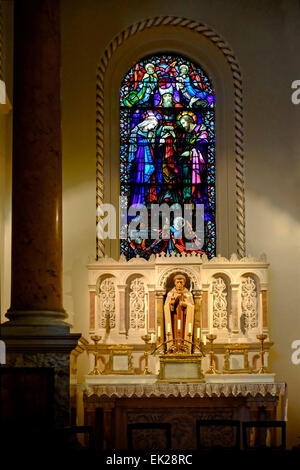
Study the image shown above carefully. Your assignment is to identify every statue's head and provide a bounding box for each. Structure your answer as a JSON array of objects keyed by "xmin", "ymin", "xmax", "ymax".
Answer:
[{"xmin": 173, "ymin": 274, "xmax": 186, "ymax": 292}]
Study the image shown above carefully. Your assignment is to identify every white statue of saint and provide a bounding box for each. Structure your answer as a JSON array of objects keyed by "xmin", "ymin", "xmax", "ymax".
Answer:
[{"xmin": 164, "ymin": 274, "xmax": 194, "ymax": 351}]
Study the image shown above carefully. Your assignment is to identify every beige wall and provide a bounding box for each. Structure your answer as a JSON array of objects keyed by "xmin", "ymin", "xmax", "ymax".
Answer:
[{"xmin": 0, "ymin": 0, "xmax": 299, "ymax": 448}]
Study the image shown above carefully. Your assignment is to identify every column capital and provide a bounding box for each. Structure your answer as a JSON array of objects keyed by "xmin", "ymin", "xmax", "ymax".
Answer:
[
  {"xmin": 260, "ymin": 282, "xmax": 268, "ymax": 291},
  {"xmin": 116, "ymin": 284, "xmax": 127, "ymax": 291},
  {"xmin": 155, "ymin": 290, "xmax": 165, "ymax": 298},
  {"xmin": 192, "ymin": 289, "xmax": 202, "ymax": 298},
  {"xmin": 230, "ymin": 283, "xmax": 240, "ymax": 290},
  {"xmin": 201, "ymin": 283, "xmax": 210, "ymax": 291}
]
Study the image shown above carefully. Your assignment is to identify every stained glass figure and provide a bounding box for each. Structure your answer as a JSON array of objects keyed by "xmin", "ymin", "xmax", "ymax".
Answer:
[{"xmin": 120, "ymin": 54, "xmax": 216, "ymax": 259}]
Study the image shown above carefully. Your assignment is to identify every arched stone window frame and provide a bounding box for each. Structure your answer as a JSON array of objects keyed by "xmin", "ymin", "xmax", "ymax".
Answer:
[{"xmin": 96, "ymin": 17, "xmax": 245, "ymax": 260}]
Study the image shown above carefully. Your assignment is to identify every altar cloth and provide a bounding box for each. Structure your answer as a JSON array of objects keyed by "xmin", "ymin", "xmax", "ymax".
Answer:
[{"xmin": 84, "ymin": 381, "xmax": 286, "ymax": 399}]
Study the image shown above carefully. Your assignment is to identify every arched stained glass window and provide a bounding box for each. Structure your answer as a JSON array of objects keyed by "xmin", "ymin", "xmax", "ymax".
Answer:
[{"xmin": 120, "ymin": 54, "xmax": 215, "ymax": 260}]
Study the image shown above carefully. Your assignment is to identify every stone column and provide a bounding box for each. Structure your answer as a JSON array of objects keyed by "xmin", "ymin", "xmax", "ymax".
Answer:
[{"xmin": 0, "ymin": 0, "xmax": 80, "ymax": 428}]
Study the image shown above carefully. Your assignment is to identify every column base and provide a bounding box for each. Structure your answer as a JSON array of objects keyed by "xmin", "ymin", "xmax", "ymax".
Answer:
[
  {"xmin": 0, "ymin": 322, "xmax": 81, "ymax": 428},
  {"xmin": 5, "ymin": 308, "xmax": 68, "ymax": 326}
]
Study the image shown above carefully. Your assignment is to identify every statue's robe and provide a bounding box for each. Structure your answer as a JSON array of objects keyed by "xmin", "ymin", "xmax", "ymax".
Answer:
[{"xmin": 164, "ymin": 287, "xmax": 194, "ymax": 351}]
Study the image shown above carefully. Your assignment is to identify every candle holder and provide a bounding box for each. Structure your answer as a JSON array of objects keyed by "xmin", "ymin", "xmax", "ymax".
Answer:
[
  {"xmin": 205, "ymin": 334, "xmax": 219, "ymax": 374},
  {"xmin": 141, "ymin": 334, "xmax": 152, "ymax": 375},
  {"xmin": 88, "ymin": 335, "xmax": 102, "ymax": 375},
  {"xmin": 256, "ymin": 334, "xmax": 268, "ymax": 374}
]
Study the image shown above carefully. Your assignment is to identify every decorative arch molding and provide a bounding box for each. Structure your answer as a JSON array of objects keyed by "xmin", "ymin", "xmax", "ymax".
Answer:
[
  {"xmin": 96, "ymin": 16, "xmax": 246, "ymax": 259},
  {"xmin": 157, "ymin": 266, "xmax": 199, "ymax": 290}
]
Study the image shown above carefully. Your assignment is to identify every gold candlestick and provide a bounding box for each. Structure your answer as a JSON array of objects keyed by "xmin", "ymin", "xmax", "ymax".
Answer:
[
  {"xmin": 257, "ymin": 334, "xmax": 268, "ymax": 374},
  {"xmin": 141, "ymin": 334, "xmax": 152, "ymax": 375},
  {"xmin": 88, "ymin": 335, "xmax": 102, "ymax": 375},
  {"xmin": 205, "ymin": 334, "xmax": 218, "ymax": 374}
]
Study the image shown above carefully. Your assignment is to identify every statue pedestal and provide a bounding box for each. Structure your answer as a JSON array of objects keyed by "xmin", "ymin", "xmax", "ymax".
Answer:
[{"xmin": 158, "ymin": 354, "xmax": 204, "ymax": 382}]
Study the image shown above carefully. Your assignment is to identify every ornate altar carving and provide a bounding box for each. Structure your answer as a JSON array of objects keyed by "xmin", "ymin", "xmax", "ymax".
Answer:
[
  {"xmin": 86, "ymin": 252, "xmax": 271, "ymax": 380},
  {"xmin": 241, "ymin": 276, "xmax": 258, "ymax": 330},
  {"xmin": 129, "ymin": 277, "xmax": 145, "ymax": 330},
  {"xmin": 97, "ymin": 277, "xmax": 116, "ymax": 330},
  {"xmin": 212, "ymin": 276, "xmax": 229, "ymax": 329},
  {"xmin": 74, "ymin": 253, "xmax": 287, "ymax": 451}
]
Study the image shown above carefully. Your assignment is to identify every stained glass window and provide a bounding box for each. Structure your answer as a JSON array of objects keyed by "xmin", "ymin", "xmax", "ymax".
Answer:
[{"xmin": 120, "ymin": 54, "xmax": 215, "ymax": 259}]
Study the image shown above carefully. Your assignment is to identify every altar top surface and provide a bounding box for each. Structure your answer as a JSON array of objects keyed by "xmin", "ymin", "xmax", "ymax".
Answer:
[{"xmin": 83, "ymin": 381, "xmax": 286, "ymax": 399}]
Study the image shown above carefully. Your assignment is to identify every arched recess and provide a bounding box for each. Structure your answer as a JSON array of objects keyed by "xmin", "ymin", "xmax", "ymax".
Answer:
[
  {"xmin": 240, "ymin": 272, "xmax": 260, "ymax": 334},
  {"xmin": 96, "ymin": 274, "xmax": 116, "ymax": 331},
  {"xmin": 211, "ymin": 273, "xmax": 231, "ymax": 331},
  {"xmin": 96, "ymin": 17, "xmax": 245, "ymax": 260},
  {"xmin": 125, "ymin": 273, "xmax": 146, "ymax": 334}
]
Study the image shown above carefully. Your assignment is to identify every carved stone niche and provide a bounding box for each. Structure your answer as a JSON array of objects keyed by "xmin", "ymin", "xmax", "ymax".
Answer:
[
  {"xmin": 126, "ymin": 274, "xmax": 146, "ymax": 337},
  {"xmin": 96, "ymin": 274, "xmax": 116, "ymax": 332},
  {"xmin": 158, "ymin": 270, "xmax": 201, "ymax": 351},
  {"xmin": 240, "ymin": 273, "xmax": 259, "ymax": 336},
  {"xmin": 211, "ymin": 274, "xmax": 231, "ymax": 334}
]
